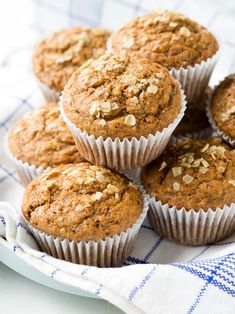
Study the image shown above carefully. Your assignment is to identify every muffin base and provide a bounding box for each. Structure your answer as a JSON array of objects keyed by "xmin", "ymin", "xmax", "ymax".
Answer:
[
  {"xmin": 59, "ymin": 89, "xmax": 186, "ymax": 170},
  {"xmin": 148, "ymin": 197, "xmax": 235, "ymax": 246},
  {"xmin": 26, "ymin": 185, "xmax": 149, "ymax": 267}
]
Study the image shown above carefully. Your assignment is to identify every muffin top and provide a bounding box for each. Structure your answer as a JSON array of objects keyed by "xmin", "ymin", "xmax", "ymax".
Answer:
[
  {"xmin": 211, "ymin": 74, "xmax": 235, "ymax": 139},
  {"xmin": 8, "ymin": 102, "xmax": 84, "ymax": 168},
  {"xmin": 33, "ymin": 27, "xmax": 111, "ymax": 91},
  {"xmin": 141, "ymin": 137, "xmax": 235, "ymax": 211},
  {"xmin": 111, "ymin": 11, "xmax": 218, "ymax": 69},
  {"xmin": 22, "ymin": 162, "xmax": 143, "ymax": 241},
  {"xmin": 62, "ymin": 53, "xmax": 182, "ymax": 140}
]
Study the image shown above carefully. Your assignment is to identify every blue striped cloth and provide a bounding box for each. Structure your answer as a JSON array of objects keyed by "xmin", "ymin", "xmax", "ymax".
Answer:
[{"xmin": 0, "ymin": 1, "xmax": 235, "ymax": 313}]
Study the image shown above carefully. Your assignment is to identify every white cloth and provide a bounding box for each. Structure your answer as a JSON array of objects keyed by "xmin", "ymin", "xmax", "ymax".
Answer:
[
  {"xmin": 1, "ymin": 200, "xmax": 235, "ymax": 314},
  {"xmin": 1, "ymin": 0, "xmax": 235, "ymax": 313}
]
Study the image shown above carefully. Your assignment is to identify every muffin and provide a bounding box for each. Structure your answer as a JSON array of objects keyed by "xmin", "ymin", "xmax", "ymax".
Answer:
[
  {"xmin": 22, "ymin": 162, "xmax": 149, "ymax": 266},
  {"xmin": 60, "ymin": 52, "xmax": 186, "ymax": 169},
  {"xmin": 33, "ymin": 27, "xmax": 111, "ymax": 101},
  {"xmin": 110, "ymin": 11, "xmax": 219, "ymax": 102},
  {"xmin": 7, "ymin": 102, "xmax": 84, "ymax": 185},
  {"xmin": 207, "ymin": 74, "xmax": 235, "ymax": 147},
  {"xmin": 141, "ymin": 137, "xmax": 235, "ymax": 245}
]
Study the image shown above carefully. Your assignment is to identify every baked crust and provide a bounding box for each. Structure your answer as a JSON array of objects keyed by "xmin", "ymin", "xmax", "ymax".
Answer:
[
  {"xmin": 22, "ymin": 163, "xmax": 143, "ymax": 241},
  {"xmin": 8, "ymin": 102, "xmax": 84, "ymax": 168},
  {"xmin": 62, "ymin": 53, "xmax": 182, "ymax": 140},
  {"xmin": 211, "ymin": 74, "xmax": 235, "ymax": 139},
  {"xmin": 141, "ymin": 137, "xmax": 235, "ymax": 211},
  {"xmin": 111, "ymin": 11, "xmax": 218, "ymax": 69},
  {"xmin": 33, "ymin": 27, "xmax": 111, "ymax": 91}
]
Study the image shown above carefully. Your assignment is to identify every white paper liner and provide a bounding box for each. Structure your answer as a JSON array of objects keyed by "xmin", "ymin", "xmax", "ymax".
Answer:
[
  {"xmin": 148, "ymin": 197, "xmax": 235, "ymax": 246},
  {"xmin": 26, "ymin": 184, "xmax": 149, "ymax": 267},
  {"xmin": 206, "ymin": 83, "xmax": 235, "ymax": 148},
  {"xmin": 5, "ymin": 138, "xmax": 48, "ymax": 186},
  {"xmin": 36, "ymin": 77, "xmax": 61, "ymax": 102},
  {"xmin": 169, "ymin": 51, "xmax": 219, "ymax": 103},
  {"xmin": 59, "ymin": 88, "xmax": 186, "ymax": 170},
  {"xmin": 107, "ymin": 34, "xmax": 219, "ymax": 103}
]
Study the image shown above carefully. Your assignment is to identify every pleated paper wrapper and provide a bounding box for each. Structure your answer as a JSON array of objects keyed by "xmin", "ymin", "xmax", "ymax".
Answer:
[
  {"xmin": 36, "ymin": 78, "xmax": 61, "ymax": 102},
  {"xmin": 148, "ymin": 197, "xmax": 235, "ymax": 246},
  {"xmin": 26, "ymin": 184, "xmax": 149, "ymax": 267},
  {"xmin": 59, "ymin": 88, "xmax": 187, "ymax": 170}
]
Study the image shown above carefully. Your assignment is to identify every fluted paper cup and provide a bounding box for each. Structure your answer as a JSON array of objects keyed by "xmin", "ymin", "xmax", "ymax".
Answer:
[
  {"xmin": 169, "ymin": 52, "xmax": 219, "ymax": 103},
  {"xmin": 5, "ymin": 137, "xmax": 48, "ymax": 186},
  {"xmin": 36, "ymin": 78, "xmax": 61, "ymax": 102},
  {"xmin": 59, "ymin": 89, "xmax": 186, "ymax": 170},
  {"xmin": 148, "ymin": 197, "xmax": 235, "ymax": 246},
  {"xmin": 206, "ymin": 85, "xmax": 235, "ymax": 148},
  {"xmin": 107, "ymin": 35, "xmax": 219, "ymax": 103},
  {"xmin": 26, "ymin": 184, "xmax": 149, "ymax": 267}
]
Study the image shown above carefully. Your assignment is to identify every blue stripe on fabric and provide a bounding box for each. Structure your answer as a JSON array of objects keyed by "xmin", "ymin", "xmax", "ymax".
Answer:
[
  {"xmin": 50, "ymin": 268, "xmax": 60, "ymax": 279},
  {"xmin": 187, "ymin": 255, "xmax": 232, "ymax": 313},
  {"xmin": 0, "ymin": 165, "xmax": 20, "ymax": 184},
  {"xmin": 188, "ymin": 246, "xmax": 211, "ymax": 262},
  {"xmin": 128, "ymin": 265, "xmax": 158, "ymax": 301},
  {"xmin": 126, "ymin": 236, "xmax": 163, "ymax": 265},
  {"xmin": 173, "ymin": 253, "xmax": 235, "ymax": 302},
  {"xmin": 17, "ymin": 222, "xmax": 32, "ymax": 236},
  {"xmin": 0, "ymin": 216, "xmax": 6, "ymax": 225},
  {"xmin": 213, "ymin": 241, "xmax": 235, "ymax": 246},
  {"xmin": 95, "ymin": 284, "xmax": 103, "ymax": 296},
  {"xmin": 187, "ymin": 282, "xmax": 209, "ymax": 314},
  {"xmin": 133, "ymin": 0, "xmax": 142, "ymax": 16},
  {"xmin": 188, "ymin": 239, "xmax": 235, "ymax": 263},
  {"xmin": 13, "ymin": 245, "xmax": 17, "ymax": 252},
  {"xmin": 0, "ymin": 93, "xmax": 34, "ymax": 133},
  {"xmin": 0, "ymin": 175, "xmax": 11, "ymax": 184},
  {"xmin": 143, "ymin": 237, "xmax": 163, "ymax": 262},
  {"xmin": 210, "ymin": 279, "xmax": 235, "ymax": 296},
  {"xmin": 141, "ymin": 224, "xmax": 154, "ymax": 231},
  {"xmin": 0, "ymin": 122, "xmax": 8, "ymax": 131},
  {"xmin": 81, "ymin": 267, "xmax": 90, "ymax": 276},
  {"xmin": 127, "ymin": 256, "xmax": 147, "ymax": 264}
]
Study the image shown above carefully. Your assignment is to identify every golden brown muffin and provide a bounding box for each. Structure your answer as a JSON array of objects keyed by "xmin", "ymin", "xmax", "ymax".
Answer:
[
  {"xmin": 8, "ymin": 102, "xmax": 84, "ymax": 168},
  {"xmin": 22, "ymin": 162, "xmax": 143, "ymax": 241},
  {"xmin": 62, "ymin": 53, "xmax": 182, "ymax": 140},
  {"xmin": 33, "ymin": 27, "xmax": 111, "ymax": 92},
  {"xmin": 111, "ymin": 11, "xmax": 218, "ymax": 69},
  {"xmin": 141, "ymin": 137, "xmax": 235, "ymax": 211},
  {"xmin": 211, "ymin": 74, "xmax": 235, "ymax": 139}
]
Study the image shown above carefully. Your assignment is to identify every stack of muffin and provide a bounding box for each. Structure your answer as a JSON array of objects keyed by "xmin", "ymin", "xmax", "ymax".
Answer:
[{"xmin": 7, "ymin": 11, "xmax": 235, "ymax": 267}]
